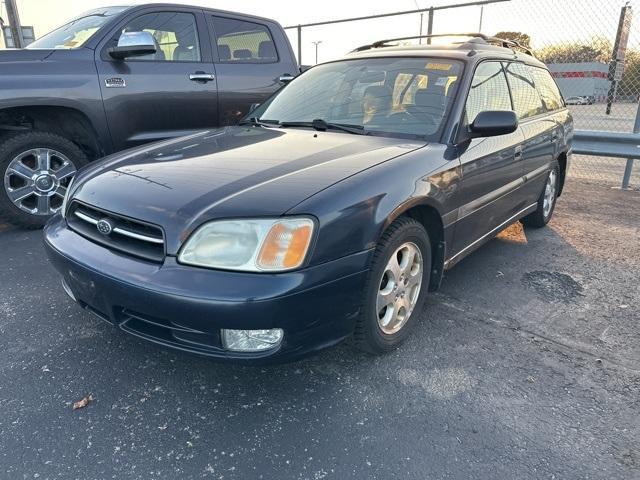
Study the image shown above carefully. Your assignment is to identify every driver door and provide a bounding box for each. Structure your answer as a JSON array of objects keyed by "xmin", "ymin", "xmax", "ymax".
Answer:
[{"xmin": 95, "ymin": 8, "xmax": 218, "ymax": 152}]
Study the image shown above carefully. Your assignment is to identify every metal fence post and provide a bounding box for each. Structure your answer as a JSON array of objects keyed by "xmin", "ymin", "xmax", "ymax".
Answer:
[
  {"xmin": 622, "ymin": 102, "xmax": 640, "ymax": 189},
  {"xmin": 426, "ymin": 8, "xmax": 434, "ymax": 45},
  {"xmin": 297, "ymin": 25, "xmax": 302, "ymax": 65}
]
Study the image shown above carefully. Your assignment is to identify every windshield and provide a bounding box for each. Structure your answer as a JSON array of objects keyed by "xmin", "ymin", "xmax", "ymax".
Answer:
[
  {"xmin": 251, "ymin": 57, "xmax": 463, "ymax": 139},
  {"xmin": 27, "ymin": 7, "xmax": 129, "ymax": 50}
]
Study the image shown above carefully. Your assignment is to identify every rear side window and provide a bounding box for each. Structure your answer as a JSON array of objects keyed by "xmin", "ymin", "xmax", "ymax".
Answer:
[
  {"xmin": 527, "ymin": 66, "xmax": 564, "ymax": 111},
  {"xmin": 212, "ymin": 17, "xmax": 278, "ymax": 63},
  {"xmin": 465, "ymin": 62, "xmax": 512, "ymax": 124},
  {"xmin": 504, "ymin": 63, "xmax": 545, "ymax": 119}
]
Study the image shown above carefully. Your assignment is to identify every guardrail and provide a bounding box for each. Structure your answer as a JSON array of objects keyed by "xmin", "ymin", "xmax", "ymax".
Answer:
[{"xmin": 573, "ymin": 130, "xmax": 640, "ymax": 189}]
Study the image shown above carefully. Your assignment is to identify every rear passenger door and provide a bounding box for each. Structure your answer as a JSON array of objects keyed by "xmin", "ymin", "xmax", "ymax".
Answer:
[
  {"xmin": 504, "ymin": 62, "xmax": 558, "ymax": 204},
  {"xmin": 207, "ymin": 15, "xmax": 299, "ymax": 125},
  {"xmin": 96, "ymin": 8, "xmax": 218, "ymax": 152},
  {"xmin": 452, "ymin": 61, "xmax": 525, "ymax": 257}
]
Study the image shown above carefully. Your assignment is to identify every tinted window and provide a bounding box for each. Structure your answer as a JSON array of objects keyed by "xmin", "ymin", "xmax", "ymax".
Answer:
[
  {"xmin": 252, "ymin": 58, "xmax": 463, "ymax": 139},
  {"xmin": 504, "ymin": 62, "xmax": 545, "ymax": 119},
  {"xmin": 465, "ymin": 62, "xmax": 512, "ymax": 124},
  {"xmin": 213, "ymin": 17, "xmax": 277, "ymax": 63},
  {"xmin": 120, "ymin": 12, "xmax": 201, "ymax": 62},
  {"xmin": 528, "ymin": 66, "xmax": 564, "ymax": 111}
]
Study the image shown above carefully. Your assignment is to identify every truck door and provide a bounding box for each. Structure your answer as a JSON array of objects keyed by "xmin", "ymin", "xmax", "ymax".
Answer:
[
  {"xmin": 207, "ymin": 15, "xmax": 299, "ymax": 126},
  {"xmin": 95, "ymin": 8, "xmax": 218, "ymax": 152}
]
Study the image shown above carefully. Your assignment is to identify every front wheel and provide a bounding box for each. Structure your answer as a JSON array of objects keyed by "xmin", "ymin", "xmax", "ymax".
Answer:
[
  {"xmin": 522, "ymin": 165, "xmax": 559, "ymax": 228},
  {"xmin": 0, "ymin": 132, "xmax": 88, "ymax": 229},
  {"xmin": 353, "ymin": 217, "xmax": 431, "ymax": 354}
]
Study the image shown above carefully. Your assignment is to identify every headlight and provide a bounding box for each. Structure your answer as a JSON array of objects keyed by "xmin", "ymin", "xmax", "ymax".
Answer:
[
  {"xmin": 61, "ymin": 177, "xmax": 75, "ymax": 219},
  {"xmin": 178, "ymin": 217, "xmax": 314, "ymax": 272}
]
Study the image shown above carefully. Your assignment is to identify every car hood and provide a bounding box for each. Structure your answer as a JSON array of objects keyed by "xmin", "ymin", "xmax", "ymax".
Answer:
[{"xmin": 72, "ymin": 126, "xmax": 425, "ymax": 253}]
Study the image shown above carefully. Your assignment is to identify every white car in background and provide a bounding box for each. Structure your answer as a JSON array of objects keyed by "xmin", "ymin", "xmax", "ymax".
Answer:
[{"xmin": 565, "ymin": 96, "xmax": 588, "ymax": 105}]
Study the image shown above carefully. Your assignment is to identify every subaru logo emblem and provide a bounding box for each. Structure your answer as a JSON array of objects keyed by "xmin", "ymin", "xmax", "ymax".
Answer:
[{"xmin": 96, "ymin": 219, "xmax": 113, "ymax": 235}]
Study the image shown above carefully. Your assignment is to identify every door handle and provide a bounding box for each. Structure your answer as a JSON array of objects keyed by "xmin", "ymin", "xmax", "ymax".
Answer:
[
  {"xmin": 514, "ymin": 146, "xmax": 523, "ymax": 159},
  {"xmin": 189, "ymin": 72, "xmax": 215, "ymax": 82},
  {"xmin": 278, "ymin": 74, "xmax": 295, "ymax": 83}
]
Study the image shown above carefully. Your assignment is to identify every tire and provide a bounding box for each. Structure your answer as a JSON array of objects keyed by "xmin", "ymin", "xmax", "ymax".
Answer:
[
  {"xmin": 0, "ymin": 132, "xmax": 88, "ymax": 229},
  {"xmin": 353, "ymin": 217, "xmax": 431, "ymax": 355},
  {"xmin": 522, "ymin": 165, "xmax": 559, "ymax": 229}
]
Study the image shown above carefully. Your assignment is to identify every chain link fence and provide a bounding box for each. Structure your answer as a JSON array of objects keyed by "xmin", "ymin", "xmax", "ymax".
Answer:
[{"xmin": 286, "ymin": 0, "xmax": 640, "ymax": 188}]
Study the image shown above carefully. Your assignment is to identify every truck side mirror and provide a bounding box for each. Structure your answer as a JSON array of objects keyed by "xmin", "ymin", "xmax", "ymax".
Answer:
[{"xmin": 108, "ymin": 31, "xmax": 157, "ymax": 60}]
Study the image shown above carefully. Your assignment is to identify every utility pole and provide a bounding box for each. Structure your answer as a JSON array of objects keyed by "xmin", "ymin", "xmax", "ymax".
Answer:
[
  {"xmin": 312, "ymin": 40, "xmax": 322, "ymax": 64},
  {"xmin": 5, "ymin": 0, "xmax": 25, "ymax": 48},
  {"xmin": 478, "ymin": 5, "xmax": 484, "ymax": 32}
]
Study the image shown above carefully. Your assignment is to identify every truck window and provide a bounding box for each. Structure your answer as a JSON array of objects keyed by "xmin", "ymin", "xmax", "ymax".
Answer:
[
  {"xmin": 120, "ymin": 12, "xmax": 201, "ymax": 62},
  {"xmin": 504, "ymin": 62, "xmax": 545, "ymax": 119},
  {"xmin": 27, "ymin": 7, "xmax": 128, "ymax": 50},
  {"xmin": 527, "ymin": 66, "xmax": 564, "ymax": 111},
  {"xmin": 465, "ymin": 62, "xmax": 512, "ymax": 124},
  {"xmin": 212, "ymin": 17, "xmax": 278, "ymax": 63}
]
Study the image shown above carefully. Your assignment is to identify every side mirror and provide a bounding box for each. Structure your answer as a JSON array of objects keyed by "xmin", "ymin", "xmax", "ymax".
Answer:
[
  {"xmin": 108, "ymin": 31, "xmax": 157, "ymax": 60},
  {"xmin": 249, "ymin": 103, "xmax": 261, "ymax": 113},
  {"xmin": 469, "ymin": 110, "xmax": 518, "ymax": 138}
]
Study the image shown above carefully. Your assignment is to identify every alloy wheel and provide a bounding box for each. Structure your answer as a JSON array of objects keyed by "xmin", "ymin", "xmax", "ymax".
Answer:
[
  {"xmin": 3, "ymin": 148, "xmax": 76, "ymax": 216},
  {"xmin": 376, "ymin": 242, "xmax": 423, "ymax": 335},
  {"xmin": 543, "ymin": 169, "xmax": 557, "ymax": 219}
]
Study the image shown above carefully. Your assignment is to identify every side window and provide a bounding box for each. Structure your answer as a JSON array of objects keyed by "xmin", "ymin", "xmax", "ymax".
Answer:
[
  {"xmin": 465, "ymin": 62, "xmax": 512, "ymax": 124},
  {"xmin": 212, "ymin": 17, "xmax": 278, "ymax": 63},
  {"xmin": 120, "ymin": 12, "xmax": 201, "ymax": 62},
  {"xmin": 504, "ymin": 62, "xmax": 545, "ymax": 119},
  {"xmin": 527, "ymin": 66, "xmax": 564, "ymax": 111}
]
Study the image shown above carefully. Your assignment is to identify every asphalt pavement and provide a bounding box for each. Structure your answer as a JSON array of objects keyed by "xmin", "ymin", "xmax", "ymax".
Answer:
[{"xmin": 0, "ymin": 180, "xmax": 638, "ymax": 479}]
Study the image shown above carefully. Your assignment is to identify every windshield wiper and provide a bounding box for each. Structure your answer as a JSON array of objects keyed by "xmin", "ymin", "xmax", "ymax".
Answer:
[
  {"xmin": 238, "ymin": 117, "xmax": 280, "ymax": 127},
  {"xmin": 279, "ymin": 119, "xmax": 368, "ymax": 135}
]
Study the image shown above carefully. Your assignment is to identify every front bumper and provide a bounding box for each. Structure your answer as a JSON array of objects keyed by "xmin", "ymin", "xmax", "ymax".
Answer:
[{"xmin": 44, "ymin": 216, "xmax": 371, "ymax": 363}]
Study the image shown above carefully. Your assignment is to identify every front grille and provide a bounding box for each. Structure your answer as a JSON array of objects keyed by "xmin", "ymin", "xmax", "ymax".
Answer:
[{"xmin": 67, "ymin": 201, "xmax": 165, "ymax": 262}]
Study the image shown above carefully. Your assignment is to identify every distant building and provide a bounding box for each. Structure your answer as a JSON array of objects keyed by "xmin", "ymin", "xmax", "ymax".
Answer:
[{"xmin": 547, "ymin": 62, "xmax": 611, "ymax": 101}]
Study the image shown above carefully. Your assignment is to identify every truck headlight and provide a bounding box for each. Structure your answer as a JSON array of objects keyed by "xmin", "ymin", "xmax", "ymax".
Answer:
[{"xmin": 178, "ymin": 217, "xmax": 314, "ymax": 272}]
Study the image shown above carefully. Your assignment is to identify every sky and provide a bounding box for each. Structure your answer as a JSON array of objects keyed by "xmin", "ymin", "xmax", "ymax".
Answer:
[{"xmin": 1, "ymin": 0, "xmax": 636, "ymax": 63}]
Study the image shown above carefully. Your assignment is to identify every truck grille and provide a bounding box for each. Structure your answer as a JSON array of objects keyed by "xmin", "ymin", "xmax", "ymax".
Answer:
[{"xmin": 66, "ymin": 201, "xmax": 165, "ymax": 262}]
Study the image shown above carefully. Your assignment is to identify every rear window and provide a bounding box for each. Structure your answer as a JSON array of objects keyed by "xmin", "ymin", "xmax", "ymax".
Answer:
[
  {"xmin": 212, "ymin": 17, "xmax": 278, "ymax": 63},
  {"xmin": 527, "ymin": 66, "xmax": 564, "ymax": 111}
]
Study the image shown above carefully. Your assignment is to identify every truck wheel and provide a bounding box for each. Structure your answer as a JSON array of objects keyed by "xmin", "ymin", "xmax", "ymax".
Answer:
[
  {"xmin": 0, "ymin": 132, "xmax": 88, "ymax": 229},
  {"xmin": 353, "ymin": 217, "xmax": 431, "ymax": 354},
  {"xmin": 522, "ymin": 165, "xmax": 559, "ymax": 229}
]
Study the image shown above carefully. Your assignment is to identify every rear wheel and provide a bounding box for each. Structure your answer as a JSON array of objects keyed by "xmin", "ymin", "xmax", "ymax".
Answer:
[
  {"xmin": 522, "ymin": 165, "xmax": 559, "ymax": 228},
  {"xmin": 353, "ymin": 217, "xmax": 431, "ymax": 354},
  {"xmin": 0, "ymin": 132, "xmax": 87, "ymax": 229}
]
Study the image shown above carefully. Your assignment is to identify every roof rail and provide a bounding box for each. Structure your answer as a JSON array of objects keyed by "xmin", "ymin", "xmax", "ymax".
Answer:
[{"xmin": 352, "ymin": 33, "xmax": 535, "ymax": 57}]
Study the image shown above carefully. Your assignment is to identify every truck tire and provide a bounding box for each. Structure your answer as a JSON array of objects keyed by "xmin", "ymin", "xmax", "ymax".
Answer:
[{"xmin": 0, "ymin": 132, "xmax": 88, "ymax": 229}]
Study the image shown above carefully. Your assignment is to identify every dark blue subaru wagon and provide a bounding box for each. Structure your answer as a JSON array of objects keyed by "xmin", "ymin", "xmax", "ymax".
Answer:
[{"xmin": 44, "ymin": 34, "xmax": 572, "ymax": 362}]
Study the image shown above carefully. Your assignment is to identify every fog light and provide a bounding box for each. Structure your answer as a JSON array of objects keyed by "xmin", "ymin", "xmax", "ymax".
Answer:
[{"xmin": 221, "ymin": 328, "xmax": 283, "ymax": 352}]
